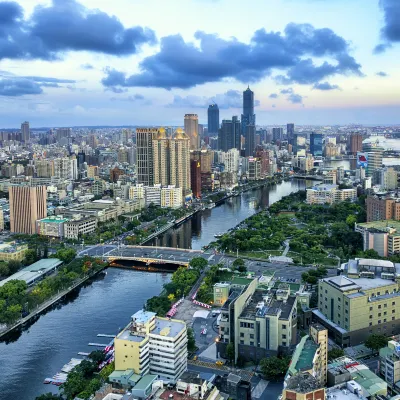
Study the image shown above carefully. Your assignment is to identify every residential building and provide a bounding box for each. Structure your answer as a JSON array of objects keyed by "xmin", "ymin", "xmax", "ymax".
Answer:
[
  {"xmin": 184, "ymin": 114, "xmax": 199, "ymax": 150},
  {"xmin": 35, "ymin": 160, "xmax": 55, "ymax": 178},
  {"xmin": 160, "ymin": 186, "xmax": 183, "ymax": 209},
  {"xmin": 114, "ymin": 310, "xmax": 187, "ymax": 383},
  {"xmin": 117, "ymin": 148, "xmax": 129, "ymax": 164},
  {"xmin": 324, "ymin": 142, "xmax": 341, "ymax": 157},
  {"xmin": 0, "ymin": 242, "xmax": 29, "ymax": 262},
  {"xmin": 136, "ymin": 128, "xmax": 159, "ymax": 186},
  {"xmin": 190, "ymin": 159, "xmax": 201, "ymax": 199},
  {"xmin": 21, "ymin": 121, "xmax": 30, "ymax": 142},
  {"xmin": 287, "ymin": 123, "xmax": 295, "ymax": 144},
  {"xmin": 217, "ymin": 279, "xmax": 297, "ymax": 362},
  {"xmin": 208, "ymin": 104, "xmax": 219, "ymax": 135},
  {"xmin": 169, "ymin": 129, "xmax": 191, "ymax": 195},
  {"xmin": 241, "ymin": 86, "xmax": 255, "ymax": 136},
  {"xmin": 64, "ymin": 217, "xmax": 97, "ymax": 239},
  {"xmin": 53, "ymin": 158, "xmax": 78, "ymax": 180},
  {"xmin": 366, "ymin": 195, "xmax": 400, "ymax": 222},
  {"xmin": 272, "ymin": 127, "xmax": 283, "ymax": 142},
  {"xmin": 348, "ymin": 133, "xmax": 363, "ymax": 155},
  {"xmin": 379, "ymin": 340, "xmax": 400, "ymax": 393},
  {"xmin": 373, "ymin": 167, "xmax": 398, "ymax": 190},
  {"xmin": 310, "ymin": 132, "xmax": 323, "ymax": 157},
  {"xmin": 213, "ymin": 282, "xmax": 230, "ymax": 306},
  {"xmin": 219, "ymin": 148, "xmax": 240, "ymax": 173},
  {"xmin": 306, "ymin": 184, "xmax": 357, "ymax": 205},
  {"xmin": 36, "ymin": 216, "xmax": 68, "ymax": 238},
  {"xmin": 314, "ymin": 259, "xmax": 400, "ymax": 346},
  {"xmin": 87, "ymin": 165, "xmax": 99, "ymax": 179},
  {"xmin": 145, "ymin": 185, "xmax": 162, "ymax": 206},
  {"xmin": 9, "ymin": 185, "xmax": 47, "ymax": 234},
  {"xmin": 282, "ymin": 373, "xmax": 325, "ymax": 400},
  {"xmin": 285, "ymin": 324, "xmax": 328, "ymax": 387},
  {"xmin": 110, "ymin": 167, "xmax": 125, "ymax": 183},
  {"xmin": 129, "ymin": 184, "xmax": 145, "ymax": 201},
  {"xmin": 0, "ymin": 208, "xmax": 3, "ymax": 231},
  {"xmin": 248, "ymin": 158, "xmax": 261, "ymax": 180},
  {"xmin": 218, "ymin": 117, "xmax": 241, "ymax": 152},
  {"xmin": 56, "ymin": 128, "xmax": 71, "ymax": 144},
  {"xmin": 153, "ymin": 128, "xmax": 170, "ymax": 186}
]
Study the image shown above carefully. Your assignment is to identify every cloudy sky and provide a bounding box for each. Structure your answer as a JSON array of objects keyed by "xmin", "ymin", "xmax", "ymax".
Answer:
[{"xmin": 0, "ymin": 0, "xmax": 399, "ymax": 127}]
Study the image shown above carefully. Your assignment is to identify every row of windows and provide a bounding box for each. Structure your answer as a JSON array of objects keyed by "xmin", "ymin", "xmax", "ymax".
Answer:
[
  {"xmin": 239, "ymin": 322, "xmax": 255, "ymax": 329},
  {"xmin": 240, "ymin": 333, "xmax": 254, "ymax": 339}
]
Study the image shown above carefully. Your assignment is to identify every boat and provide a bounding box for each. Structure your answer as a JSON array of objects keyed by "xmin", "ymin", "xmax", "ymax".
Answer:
[
  {"xmin": 214, "ymin": 233, "xmax": 224, "ymax": 238},
  {"xmin": 207, "ymin": 203, "xmax": 216, "ymax": 209}
]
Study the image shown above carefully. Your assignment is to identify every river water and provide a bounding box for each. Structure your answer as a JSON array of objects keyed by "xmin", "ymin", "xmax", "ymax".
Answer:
[{"xmin": 0, "ymin": 180, "xmax": 307, "ymax": 399}]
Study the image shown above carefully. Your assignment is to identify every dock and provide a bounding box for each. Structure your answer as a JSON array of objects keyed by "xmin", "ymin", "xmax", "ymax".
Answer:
[
  {"xmin": 97, "ymin": 334, "xmax": 116, "ymax": 338},
  {"xmin": 88, "ymin": 342, "xmax": 108, "ymax": 347}
]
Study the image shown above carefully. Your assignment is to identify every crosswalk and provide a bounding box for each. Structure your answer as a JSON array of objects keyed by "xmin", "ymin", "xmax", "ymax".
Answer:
[{"xmin": 251, "ymin": 379, "xmax": 269, "ymax": 399}]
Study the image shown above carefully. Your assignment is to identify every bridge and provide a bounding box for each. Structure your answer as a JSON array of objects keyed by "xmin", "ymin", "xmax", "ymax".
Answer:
[{"xmin": 102, "ymin": 245, "xmax": 222, "ymax": 267}]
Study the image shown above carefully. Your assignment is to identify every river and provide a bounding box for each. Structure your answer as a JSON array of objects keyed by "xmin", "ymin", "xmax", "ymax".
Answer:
[{"xmin": 0, "ymin": 180, "xmax": 307, "ymax": 399}]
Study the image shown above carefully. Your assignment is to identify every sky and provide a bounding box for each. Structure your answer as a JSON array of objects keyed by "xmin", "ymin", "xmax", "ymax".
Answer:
[{"xmin": 0, "ymin": 0, "xmax": 399, "ymax": 127}]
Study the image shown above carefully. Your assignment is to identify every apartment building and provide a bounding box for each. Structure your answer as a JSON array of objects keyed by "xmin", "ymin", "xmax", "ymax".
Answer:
[
  {"xmin": 313, "ymin": 259, "xmax": 400, "ymax": 346},
  {"xmin": 160, "ymin": 186, "xmax": 182, "ymax": 209},
  {"xmin": 217, "ymin": 279, "xmax": 297, "ymax": 362},
  {"xmin": 36, "ymin": 216, "xmax": 69, "ymax": 238},
  {"xmin": 285, "ymin": 324, "xmax": 328, "ymax": 387},
  {"xmin": 64, "ymin": 217, "xmax": 97, "ymax": 239},
  {"xmin": 379, "ymin": 340, "xmax": 400, "ymax": 392},
  {"xmin": 114, "ymin": 310, "xmax": 187, "ymax": 383},
  {"xmin": 366, "ymin": 195, "xmax": 400, "ymax": 222},
  {"xmin": 306, "ymin": 184, "xmax": 357, "ymax": 205}
]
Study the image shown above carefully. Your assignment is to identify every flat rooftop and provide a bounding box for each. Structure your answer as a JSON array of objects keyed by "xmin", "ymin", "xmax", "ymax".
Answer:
[
  {"xmin": 285, "ymin": 372, "xmax": 322, "ymax": 393},
  {"xmin": 151, "ymin": 317, "xmax": 185, "ymax": 338},
  {"xmin": 38, "ymin": 217, "xmax": 69, "ymax": 224},
  {"xmin": 357, "ymin": 220, "xmax": 400, "ymax": 232}
]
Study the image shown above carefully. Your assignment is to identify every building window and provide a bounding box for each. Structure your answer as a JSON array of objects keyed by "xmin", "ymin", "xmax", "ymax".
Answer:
[
  {"xmin": 392, "ymin": 302, "xmax": 396, "ymax": 306},
  {"xmin": 325, "ymin": 297, "xmax": 327, "ymax": 301},
  {"xmin": 338, "ymin": 297, "xmax": 341, "ymax": 302},
  {"xmin": 325, "ymin": 290, "xmax": 327, "ymax": 294},
  {"xmin": 250, "ymin": 341, "xmax": 254, "ymax": 346},
  {"xmin": 240, "ymin": 340, "xmax": 244, "ymax": 345},
  {"xmin": 282, "ymin": 334, "xmax": 287, "ymax": 339},
  {"xmin": 250, "ymin": 334, "xmax": 254, "ymax": 339},
  {"xmin": 345, "ymin": 318, "xmax": 348, "ymax": 322},
  {"xmin": 369, "ymin": 315, "xmax": 373, "ymax": 319},
  {"xmin": 370, "ymin": 307, "xmax": 373, "ymax": 311},
  {"xmin": 282, "ymin": 341, "xmax": 286, "ymax": 346},
  {"xmin": 369, "ymin": 322, "xmax": 372, "ymax": 326},
  {"xmin": 345, "ymin": 301, "xmax": 348, "ymax": 306},
  {"xmin": 320, "ymin": 293, "xmax": 322, "ymax": 297},
  {"xmin": 282, "ymin": 324, "xmax": 287, "ymax": 329},
  {"xmin": 240, "ymin": 333, "xmax": 244, "ymax": 338},
  {"xmin": 378, "ymin": 313, "xmax": 381, "ymax": 317},
  {"xmin": 338, "ymin": 314, "xmax": 341, "ymax": 318},
  {"xmin": 378, "ymin": 320, "xmax": 381, "ymax": 324},
  {"xmin": 393, "ymin": 317, "xmax": 395, "ymax": 321},
  {"xmin": 377, "ymin": 292, "xmax": 380, "ymax": 296},
  {"xmin": 384, "ymin": 319, "xmax": 387, "ymax": 323},
  {"xmin": 338, "ymin": 305, "xmax": 341, "ymax": 310},
  {"xmin": 378, "ymin": 305, "xmax": 382, "ymax": 309},
  {"xmin": 345, "ymin": 309, "xmax": 348, "ymax": 314},
  {"xmin": 384, "ymin": 304, "xmax": 387, "ymax": 308},
  {"xmin": 384, "ymin": 312, "xmax": 387, "ymax": 316}
]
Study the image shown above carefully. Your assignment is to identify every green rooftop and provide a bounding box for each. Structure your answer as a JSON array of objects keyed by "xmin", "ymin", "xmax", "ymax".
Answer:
[
  {"xmin": 134, "ymin": 374, "xmax": 157, "ymax": 390},
  {"xmin": 274, "ymin": 281, "xmax": 301, "ymax": 293},
  {"xmin": 351, "ymin": 369, "xmax": 387, "ymax": 396},
  {"xmin": 357, "ymin": 220, "xmax": 400, "ymax": 232},
  {"xmin": 38, "ymin": 217, "xmax": 69, "ymax": 224},
  {"xmin": 288, "ymin": 335, "xmax": 318, "ymax": 375}
]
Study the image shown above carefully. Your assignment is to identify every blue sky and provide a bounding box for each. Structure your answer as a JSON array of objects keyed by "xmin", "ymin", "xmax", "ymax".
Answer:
[{"xmin": 0, "ymin": 0, "xmax": 399, "ymax": 127}]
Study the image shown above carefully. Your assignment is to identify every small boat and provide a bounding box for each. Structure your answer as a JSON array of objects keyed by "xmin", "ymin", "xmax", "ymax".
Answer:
[
  {"xmin": 214, "ymin": 233, "xmax": 224, "ymax": 238},
  {"xmin": 207, "ymin": 203, "xmax": 216, "ymax": 209}
]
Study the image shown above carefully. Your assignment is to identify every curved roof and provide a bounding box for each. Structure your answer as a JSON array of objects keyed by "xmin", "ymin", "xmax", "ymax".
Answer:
[
  {"xmin": 156, "ymin": 127, "xmax": 167, "ymax": 139},
  {"xmin": 173, "ymin": 127, "xmax": 189, "ymax": 140}
]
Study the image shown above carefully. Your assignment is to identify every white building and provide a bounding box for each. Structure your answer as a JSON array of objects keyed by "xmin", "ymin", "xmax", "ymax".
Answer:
[
  {"xmin": 145, "ymin": 185, "xmax": 162, "ymax": 206},
  {"xmin": 161, "ymin": 186, "xmax": 182, "ymax": 209},
  {"xmin": 64, "ymin": 217, "xmax": 98, "ymax": 239},
  {"xmin": 53, "ymin": 158, "xmax": 78, "ymax": 180},
  {"xmin": 129, "ymin": 184, "xmax": 145, "ymax": 200},
  {"xmin": 219, "ymin": 148, "xmax": 240, "ymax": 173},
  {"xmin": 306, "ymin": 184, "xmax": 357, "ymax": 205}
]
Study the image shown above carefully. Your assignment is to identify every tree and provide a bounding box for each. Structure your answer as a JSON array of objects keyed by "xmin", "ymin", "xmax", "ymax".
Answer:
[
  {"xmin": 233, "ymin": 258, "xmax": 247, "ymax": 273},
  {"xmin": 7, "ymin": 260, "xmax": 22, "ymax": 274},
  {"xmin": 260, "ymin": 356, "xmax": 290, "ymax": 381},
  {"xmin": 89, "ymin": 350, "xmax": 106, "ymax": 364},
  {"xmin": 365, "ymin": 334, "xmax": 388, "ymax": 353},
  {"xmin": 53, "ymin": 248, "xmax": 76, "ymax": 264},
  {"xmin": 187, "ymin": 328, "xmax": 196, "ymax": 352},
  {"xmin": 0, "ymin": 263, "xmax": 9, "ymax": 277},
  {"xmin": 226, "ymin": 343, "xmax": 235, "ymax": 364},
  {"xmin": 189, "ymin": 257, "xmax": 208, "ymax": 271},
  {"xmin": 346, "ymin": 215, "xmax": 357, "ymax": 228},
  {"xmin": 35, "ymin": 394, "xmax": 62, "ymax": 400},
  {"xmin": 328, "ymin": 348, "xmax": 345, "ymax": 361}
]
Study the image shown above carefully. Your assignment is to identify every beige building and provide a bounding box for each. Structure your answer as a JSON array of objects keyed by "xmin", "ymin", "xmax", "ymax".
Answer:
[
  {"xmin": 9, "ymin": 185, "xmax": 47, "ymax": 234},
  {"xmin": 34, "ymin": 160, "xmax": 54, "ymax": 178},
  {"xmin": 129, "ymin": 184, "xmax": 145, "ymax": 201},
  {"xmin": 36, "ymin": 216, "xmax": 68, "ymax": 238},
  {"xmin": 306, "ymin": 184, "xmax": 357, "ymax": 205},
  {"xmin": 184, "ymin": 114, "xmax": 199, "ymax": 150},
  {"xmin": 0, "ymin": 242, "xmax": 29, "ymax": 261},
  {"xmin": 170, "ymin": 129, "xmax": 191, "ymax": 194},
  {"xmin": 114, "ymin": 310, "xmax": 187, "ymax": 383},
  {"xmin": 218, "ymin": 279, "xmax": 297, "ymax": 362},
  {"xmin": 314, "ymin": 258, "xmax": 400, "ymax": 346},
  {"xmin": 0, "ymin": 208, "xmax": 4, "ymax": 231},
  {"xmin": 366, "ymin": 195, "xmax": 400, "ymax": 222},
  {"xmin": 87, "ymin": 165, "xmax": 99, "ymax": 179},
  {"xmin": 153, "ymin": 128, "xmax": 170, "ymax": 186},
  {"xmin": 64, "ymin": 217, "xmax": 98, "ymax": 239},
  {"xmin": 160, "ymin": 186, "xmax": 182, "ymax": 209}
]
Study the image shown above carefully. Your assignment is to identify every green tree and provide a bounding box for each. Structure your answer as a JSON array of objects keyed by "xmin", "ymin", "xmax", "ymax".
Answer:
[
  {"xmin": 89, "ymin": 350, "xmax": 106, "ymax": 364},
  {"xmin": 232, "ymin": 258, "xmax": 247, "ymax": 273},
  {"xmin": 7, "ymin": 260, "xmax": 22, "ymax": 274},
  {"xmin": 346, "ymin": 215, "xmax": 357, "ymax": 228},
  {"xmin": 24, "ymin": 249, "xmax": 38, "ymax": 265},
  {"xmin": 226, "ymin": 343, "xmax": 235, "ymax": 364},
  {"xmin": 53, "ymin": 248, "xmax": 76, "ymax": 263},
  {"xmin": 187, "ymin": 328, "xmax": 196, "ymax": 352},
  {"xmin": 260, "ymin": 356, "xmax": 290, "ymax": 381},
  {"xmin": 0, "ymin": 263, "xmax": 9, "ymax": 277},
  {"xmin": 328, "ymin": 348, "xmax": 345, "ymax": 361},
  {"xmin": 189, "ymin": 257, "xmax": 208, "ymax": 271},
  {"xmin": 365, "ymin": 334, "xmax": 388, "ymax": 353},
  {"xmin": 61, "ymin": 371, "xmax": 87, "ymax": 399},
  {"xmin": 35, "ymin": 394, "xmax": 62, "ymax": 400}
]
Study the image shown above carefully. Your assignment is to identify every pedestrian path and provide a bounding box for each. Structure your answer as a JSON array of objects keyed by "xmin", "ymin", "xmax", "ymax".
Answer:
[{"xmin": 252, "ymin": 379, "xmax": 269, "ymax": 399}]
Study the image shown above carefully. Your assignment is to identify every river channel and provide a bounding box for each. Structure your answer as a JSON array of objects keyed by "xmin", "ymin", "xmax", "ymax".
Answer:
[{"xmin": 0, "ymin": 179, "xmax": 307, "ymax": 399}]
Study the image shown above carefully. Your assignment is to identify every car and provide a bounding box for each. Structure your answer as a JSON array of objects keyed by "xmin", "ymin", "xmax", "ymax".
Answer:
[
  {"xmin": 216, "ymin": 361, "xmax": 224, "ymax": 366},
  {"xmin": 212, "ymin": 312, "xmax": 217, "ymax": 317}
]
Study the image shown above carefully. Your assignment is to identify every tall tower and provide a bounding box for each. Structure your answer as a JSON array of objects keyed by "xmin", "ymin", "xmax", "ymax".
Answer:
[
  {"xmin": 218, "ymin": 117, "xmax": 241, "ymax": 152},
  {"xmin": 21, "ymin": 121, "xmax": 30, "ymax": 143},
  {"xmin": 136, "ymin": 128, "xmax": 159, "ymax": 185},
  {"xmin": 241, "ymin": 87, "xmax": 255, "ymax": 136},
  {"xmin": 184, "ymin": 114, "xmax": 199, "ymax": 150},
  {"xmin": 287, "ymin": 123, "xmax": 295, "ymax": 144},
  {"xmin": 207, "ymin": 104, "xmax": 219, "ymax": 135},
  {"xmin": 244, "ymin": 125, "xmax": 256, "ymax": 157},
  {"xmin": 152, "ymin": 128, "xmax": 170, "ymax": 186},
  {"xmin": 9, "ymin": 185, "xmax": 47, "ymax": 234},
  {"xmin": 363, "ymin": 140, "xmax": 384, "ymax": 178},
  {"xmin": 170, "ymin": 128, "xmax": 191, "ymax": 194}
]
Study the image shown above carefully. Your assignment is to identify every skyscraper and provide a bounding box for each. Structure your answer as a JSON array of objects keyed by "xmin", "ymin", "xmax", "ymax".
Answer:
[
  {"xmin": 153, "ymin": 128, "xmax": 170, "ymax": 186},
  {"xmin": 218, "ymin": 116, "xmax": 241, "ymax": 152},
  {"xmin": 287, "ymin": 123, "xmax": 295, "ymax": 144},
  {"xmin": 190, "ymin": 159, "xmax": 202, "ymax": 199},
  {"xmin": 208, "ymin": 104, "xmax": 219, "ymax": 135},
  {"xmin": 348, "ymin": 133, "xmax": 363, "ymax": 155},
  {"xmin": 21, "ymin": 121, "xmax": 30, "ymax": 143},
  {"xmin": 136, "ymin": 128, "xmax": 159, "ymax": 185},
  {"xmin": 272, "ymin": 127, "xmax": 283, "ymax": 142},
  {"xmin": 241, "ymin": 87, "xmax": 255, "ymax": 136},
  {"xmin": 170, "ymin": 128, "xmax": 191, "ymax": 193},
  {"xmin": 310, "ymin": 132, "xmax": 323, "ymax": 157},
  {"xmin": 244, "ymin": 125, "xmax": 256, "ymax": 157},
  {"xmin": 363, "ymin": 141, "xmax": 384, "ymax": 178},
  {"xmin": 9, "ymin": 185, "xmax": 47, "ymax": 234},
  {"xmin": 184, "ymin": 114, "xmax": 199, "ymax": 150}
]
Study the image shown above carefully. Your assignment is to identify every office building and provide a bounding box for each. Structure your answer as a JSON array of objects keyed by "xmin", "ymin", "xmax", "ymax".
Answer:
[
  {"xmin": 306, "ymin": 184, "xmax": 357, "ymax": 205},
  {"xmin": 114, "ymin": 310, "xmax": 187, "ymax": 383},
  {"xmin": 293, "ymin": 133, "xmax": 307, "ymax": 156},
  {"xmin": 190, "ymin": 159, "xmax": 202, "ymax": 199},
  {"xmin": 314, "ymin": 258, "xmax": 400, "ymax": 346},
  {"xmin": 184, "ymin": 114, "xmax": 199, "ymax": 150},
  {"xmin": 287, "ymin": 123, "xmax": 295, "ymax": 144},
  {"xmin": 218, "ymin": 116, "xmax": 241, "ymax": 152},
  {"xmin": 310, "ymin": 132, "xmax": 323, "ymax": 157},
  {"xmin": 9, "ymin": 185, "xmax": 47, "ymax": 234},
  {"xmin": 88, "ymin": 133, "xmax": 98, "ymax": 149},
  {"xmin": 363, "ymin": 141, "xmax": 384, "ymax": 178},
  {"xmin": 348, "ymin": 133, "xmax": 363, "ymax": 155},
  {"xmin": 244, "ymin": 125, "xmax": 256, "ymax": 157},
  {"xmin": 169, "ymin": 128, "xmax": 191, "ymax": 194},
  {"xmin": 285, "ymin": 324, "xmax": 328, "ymax": 387},
  {"xmin": 217, "ymin": 279, "xmax": 297, "ymax": 362},
  {"xmin": 136, "ymin": 128, "xmax": 159, "ymax": 185},
  {"xmin": 272, "ymin": 127, "xmax": 283, "ymax": 142},
  {"xmin": 64, "ymin": 217, "xmax": 98, "ymax": 239},
  {"xmin": 21, "ymin": 121, "xmax": 30, "ymax": 143},
  {"xmin": 366, "ymin": 195, "xmax": 400, "ymax": 222},
  {"xmin": 56, "ymin": 128, "xmax": 71, "ymax": 144},
  {"xmin": 241, "ymin": 86, "xmax": 255, "ymax": 136},
  {"xmin": 373, "ymin": 167, "xmax": 398, "ymax": 190},
  {"xmin": 208, "ymin": 104, "xmax": 219, "ymax": 135}
]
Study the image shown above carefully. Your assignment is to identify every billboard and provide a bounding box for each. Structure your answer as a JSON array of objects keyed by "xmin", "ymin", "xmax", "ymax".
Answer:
[{"xmin": 357, "ymin": 152, "xmax": 368, "ymax": 168}]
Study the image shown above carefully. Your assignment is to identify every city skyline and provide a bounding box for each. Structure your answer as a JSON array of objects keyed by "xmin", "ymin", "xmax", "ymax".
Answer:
[{"xmin": 0, "ymin": 0, "xmax": 399, "ymax": 126}]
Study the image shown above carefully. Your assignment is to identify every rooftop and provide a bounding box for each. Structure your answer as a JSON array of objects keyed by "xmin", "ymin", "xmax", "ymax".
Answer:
[
  {"xmin": 285, "ymin": 372, "xmax": 323, "ymax": 393},
  {"xmin": 132, "ymin": 309, "xmax": 156, "ymax": 324},
  {"xmin": 290, "ymin": 335, "xmax": 319, "ymax": 374},
  {"xmin": 133, "ymin": 374, "xmax": 157, "ymax": 391},
  {"xmin": 38, "ymin": 216, "xmax": 69, "ymax": 224},
  {"xmin": 150, "ymin": 317, "xmax": 185, "ymax": 338},
  {"xmin": 356, "ymin": 220, "xmax": 400, "ymax": 232}
]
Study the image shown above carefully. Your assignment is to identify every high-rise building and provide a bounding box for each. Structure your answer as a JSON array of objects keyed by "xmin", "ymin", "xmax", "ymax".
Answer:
[
  {"xmin": 88, "ymin": 133, "xmax": 98, "ymax": 149},
  {"xmin": 21, "ymin": 121, "xmax": 30, "ymax": 143},
  {"xmin": 363, "ymin": 141, "xmax": 384, "ymax": 177},
  {"xmin": 218, "ymin": 116, "xmax": 241, "ymax": 152},
  {"xmin": 287, "ymin": 123, "xmax": 295, "ymax": 144},
  {"xmin": 293, "ymin": 133, "xmax": 307, "ymax": 156},
  {"xmin": 244, "ymin": 125, "xmax": 256, "ymax": 157},
  {"xmin": 122, "ymin": 129, "xmax": 131, "ymax": 144},
  {"xmin": 34, "ymin": 160, "xmax": 54, "ymax": 178},
  {"xmin": 272, "ymin": 127, "xmax": 283, "ymax": 142},
  {"xmin": 53, "ymin": 158, "xmax": 78, "ymax": 180},
  {"xmin": 348, "ymin": 133, "xmax": 363, "ymax": 155},
  {"xmin": 241, "ymin": 87, "xmax": 255, "ymax": 136},
  {"xmin": 373, "ymin": 167, "xmax": 398, "ymax": 190},
  {"xmin": 136, "ymin": 128, "xmax": 159, "ymax": 185},
  {"xmin": 170, "ymin": 128, "xmax": 191, "ymax": 194},
  {"xmin": 310, "ymin": 132, "xmax": 323, "ymax": 157},
  {"xmin": 190, "ymin": 159, "xmax": 202, "ymax": 199},
  {"xmin": 9, "ymin": 185, "xmax": 47, "ymax": 234},
  {"xmin": 117, "ymin": 148, "xmax": 129, "ymax": 164},
  {"xmin": 366, "ymin": 195, "xmax": 400, "ymax": 222},
  {"xmin": 56, "ymin": 128, "xmax": 71, "ymax": 144},
  {"xmin": 208, "ymin": 104, "xmax": 219, "ymax": 135},
  {"xmin": 153, "ymin": 128, "xmax": 170, "ymax": 186},
  {"xmin": 184, "ymin": 114, "xmax": 199, "ymax": 150}
]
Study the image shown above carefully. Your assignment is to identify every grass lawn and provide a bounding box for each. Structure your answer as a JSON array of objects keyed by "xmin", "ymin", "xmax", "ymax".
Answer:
[{"xmin": 237, "ymin": 250, "xmax": 283, "ymax": 259}]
